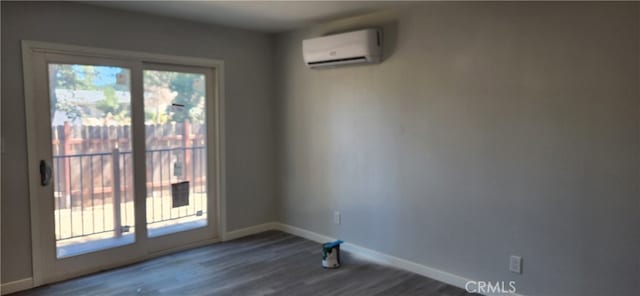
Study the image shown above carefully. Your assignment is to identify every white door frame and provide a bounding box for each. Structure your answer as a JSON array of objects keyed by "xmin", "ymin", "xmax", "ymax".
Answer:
[{"xmin": 21, "ymin": 40, "xmax": 226, "ymax": 286}]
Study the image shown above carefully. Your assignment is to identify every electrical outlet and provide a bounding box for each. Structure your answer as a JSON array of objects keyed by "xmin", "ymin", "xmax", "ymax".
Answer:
[
  {"xmin": 334, "ymin": 211, "xmax": 341, "ymax": 225},
  {"xmin": 510, "ymin": 255, "xmax": 523, "ymax": 274}
]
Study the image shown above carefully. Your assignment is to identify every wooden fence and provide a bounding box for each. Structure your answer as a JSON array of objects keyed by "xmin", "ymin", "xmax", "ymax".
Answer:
[{"xmin": 52, "ymin": 121, "xmax": 206, "ymax": 210}]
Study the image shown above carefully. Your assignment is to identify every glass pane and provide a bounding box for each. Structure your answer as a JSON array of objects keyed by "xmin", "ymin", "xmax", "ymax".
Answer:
[
  {"xmin": 49, "ymin": 64, "xmax": 135, "ymax": 258},
  {"xmin": 143, "ymin": 70, "xmax": 207, "ymax": 237}
]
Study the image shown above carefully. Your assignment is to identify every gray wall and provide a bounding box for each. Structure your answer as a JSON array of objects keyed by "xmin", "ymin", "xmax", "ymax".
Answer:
[
  {"xmin": 1, "ymin": 2, "xmax": 276, "ymax": 283},
  {"xmin": 275, "ymin": 3, "xmax": 639, "ymax": 296},
  {"xmin": 2, "ymin": 2, "xmax": 639, "ymax": 295}
]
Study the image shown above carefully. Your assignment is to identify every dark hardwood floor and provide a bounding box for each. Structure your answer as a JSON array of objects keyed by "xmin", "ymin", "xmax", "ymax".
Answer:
[{"xmin": 13, "ymin": 231, "xmax": 476, "ymax": 296}]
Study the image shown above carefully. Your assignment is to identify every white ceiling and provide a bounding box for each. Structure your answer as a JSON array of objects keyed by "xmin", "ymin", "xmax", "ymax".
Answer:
[{"xmin": 93, "ymin": 1, "xmax": 398, "ymax": 33}]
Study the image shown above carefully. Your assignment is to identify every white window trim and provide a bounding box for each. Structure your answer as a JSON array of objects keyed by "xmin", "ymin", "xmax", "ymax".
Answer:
[{"xmin": 21, "ymin": 40, "xmax": 227, "ymax": 286}]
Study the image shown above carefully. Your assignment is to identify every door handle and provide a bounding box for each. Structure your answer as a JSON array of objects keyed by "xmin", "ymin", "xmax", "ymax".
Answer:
[{"xmin": 40, "ymin": 160, "xmax": 52, "ymax": 186}]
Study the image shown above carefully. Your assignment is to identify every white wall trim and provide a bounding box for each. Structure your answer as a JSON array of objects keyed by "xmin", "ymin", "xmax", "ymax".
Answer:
[
  {"xmin": 21, "ymin": 40, "xmax": 227, "ymax": 287},
  {"xmin": 1, "ymin": 278, "xmax": 33, "ymax": 295},
  {"xmin": 222, "ymin": 222, "xmax": 279, "ymax": 241},
  {"xmin": 273, "ymin": 223, "xmax": 335, "ymax": 243},
  {"xmin": 271, "ymin": 223, "xmax": 473, "ymax": 289},
  {"xmin": 2, "ymin": 222, "xmax": 524, "ymax": 295},
  {"xmin": 225, "ymin": 222, "xmax": 524, "ymax": 296}
]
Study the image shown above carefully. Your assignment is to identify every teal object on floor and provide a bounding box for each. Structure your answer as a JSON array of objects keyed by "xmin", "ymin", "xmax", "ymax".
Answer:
[{"xmin": 322, "ymin": 240, "xmax": 343, "ymax": 268}]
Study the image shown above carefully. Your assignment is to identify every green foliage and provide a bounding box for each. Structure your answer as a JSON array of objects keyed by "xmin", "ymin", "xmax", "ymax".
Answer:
[
  {"xmin": 50, "ymin": 65, "xmax": 206, "ymax": 125},
  {"xmin": 166, "ymin": 73, "xmax": 205, "ymax": 124},
  {"xmin": 96, "ymin": 87, "xmax": 130, "ymax": 123},
  {"xmin": 96, "ymin": 88, "xmax": 119, "ymax": 114},
  {"xmin": 144, "ymin": 70, "xmax": 206, "ymax": 124},
  {"xmin": 50, "ymin": 64, "xmax": 131, "ymax": 124},
  {"xmin": 79, "ymin": 65, "xmax": 99, "ymax": 90},
  {"xmin": 144, "ymin": 109, "xmax": 170, "ymax": 124},
  {"xmin": 56, "ymin": 99, "xmax": 84, "ymax": 121},
  {"xmin": 49, "ymin": 64, "xmax": 83, "ymax": 120}
]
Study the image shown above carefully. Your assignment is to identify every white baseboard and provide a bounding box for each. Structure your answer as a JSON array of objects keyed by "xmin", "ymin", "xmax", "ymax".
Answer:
[
  {"xmin": 6, "ymin": 222, "xmax": 522, "ymax": 296},
  {"xmin": 1, "ymin": 277, "xmax": 33, "ymax": 295},
  {"xmin": 223, "ymin": 222, "xmax": 279, "ymax": 241},
  {"xmin": 270, "ymin": 222, "xmax": 524, "ymax": 296},
  {"xmin": 272, "ymin": 223, "xmax": 335, "ymax": 243},
  {"xmin": 271, "ymin": 223, "xmax": 471, "ymax": 289},
  {"xmin": 227, "ymin": 222, "xmax": 473, "ymax": 289}
]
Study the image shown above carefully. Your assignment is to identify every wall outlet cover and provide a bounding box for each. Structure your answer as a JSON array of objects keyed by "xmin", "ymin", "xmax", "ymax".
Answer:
[{"xmin": 510, "ymin": 255, "xmax": 523, "ymax": 274}]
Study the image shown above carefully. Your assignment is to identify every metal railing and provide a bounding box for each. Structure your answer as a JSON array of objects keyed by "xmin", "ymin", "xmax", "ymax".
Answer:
[{"xmin": 53, "ymin": 146, "xmax": 206, "ymax": 242}]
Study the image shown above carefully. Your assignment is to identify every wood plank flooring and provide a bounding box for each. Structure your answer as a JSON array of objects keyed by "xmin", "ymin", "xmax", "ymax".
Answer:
[{"xmin": 13, "ymin": 231, "xmax": 477, "ymax": 296}]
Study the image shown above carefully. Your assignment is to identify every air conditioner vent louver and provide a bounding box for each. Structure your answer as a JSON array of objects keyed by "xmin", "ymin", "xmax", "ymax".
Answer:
[
  {"xmin": 303, "ymin": 29, "xmax": 381, "ymax": 68},
  {"xmin": 307, "ymin": 56, "xmax": 367, "ymax": 66}
]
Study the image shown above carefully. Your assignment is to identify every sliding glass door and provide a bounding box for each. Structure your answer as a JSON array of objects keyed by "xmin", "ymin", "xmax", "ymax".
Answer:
[
  {"xmin": 142, "ymin": 64, "xmax": 217, "ymax": 253},
  {"xmin": 48, "ymin": 62, "xmax": 137, "ymax": 258},
  {"xmin": 24, "ymin": 43, "xmax": 220, "ymax": 285},
  {"xmin": 143, "ymin": 66, "xmax": 211, "ymax": 237}
]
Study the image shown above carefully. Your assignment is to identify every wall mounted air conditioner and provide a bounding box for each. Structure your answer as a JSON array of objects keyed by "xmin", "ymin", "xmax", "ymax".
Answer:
[{"xmin": 302, "ymin": 28, "xmax": 382, "ymax": 68}]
